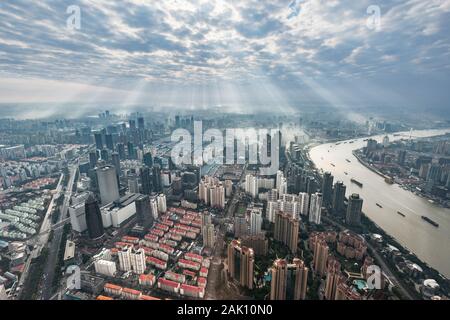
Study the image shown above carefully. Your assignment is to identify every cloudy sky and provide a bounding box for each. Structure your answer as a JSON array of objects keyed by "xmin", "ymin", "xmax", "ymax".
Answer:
[{"xmin": 0, "ymin": 0, "xmax": 449, "ymax": 114}]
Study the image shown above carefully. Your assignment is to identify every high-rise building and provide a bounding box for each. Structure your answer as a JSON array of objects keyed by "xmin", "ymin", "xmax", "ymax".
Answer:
[
  {"xmin": 234, "ymin": 216, "xmax": 248, "ymax": 238},
  {"xmin": 244, "ymin": 174, "xmax": 258, "ymax": 198},
  {"xmin": 152, "ymin": 165, "xmax": 162, "ymax": 192},
  {"xmin": 227, "ymin": 240, "xmax": 254, "ymax": 289},
  {"xmin": 270, "ymin": 258, "xmax": 308, "ymax": 300},
  {"xmin": 89, "ymin": 150, "xmax": 98, "ymax": 169},
  {"xmin": 128, "ymin": 174, "xmax": 139, "ymax": 193},
  {"xmin": 321, "ymin": 172, "xmax": 334, "ymax": 207},
  {"xmin": 96, "ymin": 165, "xmax": 120, "ymax": 206},
  {"xmin": 130, "ymin": 248, "xmax": 146, "ymax": 274},
  {"xmin": 309, "ymin": 193, "xmax": 323, "ymax": 224},
  {"xmin": 249, "ymin": 208, "xmax": 263, "ymax": 235},
  {"xmin": 111, "ymin": 152, "xmax": 121, "ymax": 176},
  {"xmin": 105, "ymin": 134, "xmax": 114, "ymax": 151},
  {"xmin": 150, "ymin": 197, "xmax": 159, "ymax": 219},
  {"xmin": 346, "ymin": 193, "xmax": 363, "ymax": 226},
  {"xmin": 332, "ymin": 181, "xmax": 346, "ymax": 215},
  {"xmin": 312, "ymin": 236, "xmax": 329, "ymax": 276},
  {"xmin": 324, "ymin": 258, "xmax": 344, "ymax": 300},
  {"xmin": 135, "ymin": 194, "xmax": 153, "ymax": 229},
  {"xmin": 198, "ymin": 176, "xmax": 225, "ymax": 209},
  {"xmin": 140, "ymin": 166, "xmax": 153, "ymax": 195},
  {"xmin": 84, "ymin": 194, "xmax": 105, "ymax": 240},
  {"xmin": 299, "ymin": 192, "xmax": 310, "ymax": 216},
  {"xmin": 274, "ymin": 211, "xmax": 299, "ymax": 253},
  {"xmin": 94, "ymin": 132, "xmax": 103, "ymax": 150},
  {"xmin": 118, "ymin": 246, "xmax": 132, "ymax": 272},
  {"xmin": 157, "ymin": 194, "xmax": 167, "ymax": 213}
]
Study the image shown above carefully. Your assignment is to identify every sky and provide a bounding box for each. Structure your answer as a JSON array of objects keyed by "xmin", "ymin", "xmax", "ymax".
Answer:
[{"xmin": 0, "ymin": 0, "xmax": 449, "ymax": 116}]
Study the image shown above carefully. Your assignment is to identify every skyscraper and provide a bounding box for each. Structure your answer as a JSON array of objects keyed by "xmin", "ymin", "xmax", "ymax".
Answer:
[
  {"xmin": 274, "ymin": 211, "xmax": 299, "ymax": 253},
  {"xmin": 143, "ymin": 152, "xmax": 153, "ymax": 168},
  {"xmin": 89, "ymin": 150, "xmax": 98, "ymax": 169},
  {"xmin": 111, "ymin": 152, "xmax": 121, "ymax": 176},
  {"xmin": 135, "ymin": 194, "xmax": 153, "ymax": 229},
  {"xmin": 321, "ymin": 172, "xmax": 334, "ymax": 207},
  {"xmin": 346, "ymin": 193, "xmax": 363, "ymax": 226},
  {"xmin": 94, "ymin": 132, "xmax": 103, "ymax": 150},
  {"xmin": 140, "ymin": 166, "xmax": 153, "ymax": 195},
  {"xmin": 84, "ymin": 194, "xmax": 105, "ymax": 240},
  {"xmin": 270, "ymin": 258, "xmax": 308, "ymax": 300},
  {"xmin": 312, "ymin": 235, "xmax": 329, "ymax": 276},
  {"xmin": 309, "ymin": 193, "xmax": 323, "ymax": 224},
  {"xmin": 227, "ymin": 240, "xmax": 254, "ymax": 289},
  {"xmin": 96, "ymin": 165, "xmax": 120, "ymax": 206},
  {"xmin": 324, "ymin": 258, "xmax": 344, "ymax": 300},
  {"xmin": 332, "ymin": 181, "xmax": 346, "ymax": 215}
]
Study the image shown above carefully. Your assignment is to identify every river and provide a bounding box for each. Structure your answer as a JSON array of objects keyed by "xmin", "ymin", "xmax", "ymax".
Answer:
[{"xmin": 309, "ymin": 129, "xmax": 450, "ymax": 278}]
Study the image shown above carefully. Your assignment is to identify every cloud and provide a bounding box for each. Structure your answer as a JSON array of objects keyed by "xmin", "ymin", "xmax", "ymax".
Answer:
[{"xmin": 0, "ymin": 0, "xmax": 449, "ymax": 112}]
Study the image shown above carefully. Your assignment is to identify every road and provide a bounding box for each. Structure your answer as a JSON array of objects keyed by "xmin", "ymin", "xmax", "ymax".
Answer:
[
  {"xmin": 205, "ymin": 164, "xmax": 247, "ymax": 299},
  {"xmin": 14, "ymin": 173, "xmax": 65, "ymax": 299},
  {"xmin": 40, "ymin": 164, "xmax": 78, "ymax": 300},
  {"xmin": 322, "ymin": 216, "xmax": 415, "ymax": 300}
]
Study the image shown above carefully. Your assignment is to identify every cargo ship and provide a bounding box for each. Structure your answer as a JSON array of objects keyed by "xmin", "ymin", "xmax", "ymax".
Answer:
[
  {"xmin": 376, "ymin": 203, "xmax": 383, "ymax": 208},
  {"xmin": 330, "ymin": 163, "xmax": 335, "ymax": 167},
  {"xmin": 350, "ymin": 179, "xmax": 363, "ymax": 188},
  {"xmin": 421, "ymin": 216, "xmax": 439, "ymax": 228},
  {"xmin": 397, "ymin": 211, "xmax": 406, "ymax": 217},
  {"xmin": 346, "ymin": 159, "xmax": 351, "ymax": 163}
]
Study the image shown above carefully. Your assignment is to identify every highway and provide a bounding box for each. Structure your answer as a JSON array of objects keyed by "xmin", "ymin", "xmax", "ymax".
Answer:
[{"xmin": 40, "ymin": 164, "xmax": 78, "ymax": 300}]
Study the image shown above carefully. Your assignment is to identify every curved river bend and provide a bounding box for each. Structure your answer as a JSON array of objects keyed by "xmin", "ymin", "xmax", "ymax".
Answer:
[{"xmin": 309, "ymin": 129, "xmax": 450, "ymax": 278}]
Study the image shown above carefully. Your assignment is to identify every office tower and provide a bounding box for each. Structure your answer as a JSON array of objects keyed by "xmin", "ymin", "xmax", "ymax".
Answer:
[
  {"xmin": 245, "ymin": 174, "xmax": 258, "ymax": 198},
  {"xmin": 94, "ymin": 132, "xmax": 103, "ymax": 150},
  {"xmin": 129, "ymin": 119, "xmax": 136, "ymax": 130},
  {"xmin": 117, "ymin": 143, "xmax": 126, "ymax": 159},
  {"xmin": 143, "ymin": 152, "xmax": 153, "ymax": 168},
  {"xmin": 249, "ymin": 208, "xmax": 263, "ymax": 235},
  {"xmin": 234, "ymin": 216, "xmax": 248, "ymax": 238},
  {"xmin": 270, "ymin": 258, "xmax": 308, "ymax": 300},
  {"xmin": 274, "ymin": 211, "xmax": 299, "ymax": 253},
  {"xmin": 324, "ymin": 259, "xmax": 343, "ymax": 300},
  {"xmin": 69, "ymin": 202, "xmax": 87, "ymax": 233},
  {"xmin": 111, "ymin": 152, "xmax": 121, "ymax": 176},
  {"xmin": 140, "ymin": 166, "xmax": 153, "ymax": 195},
  {"xmin": 346, "ymin": 193, "xmax": 363, "ymax": 226},
  {"xmin": 128, "ymin": 174, "xmax": 139, "ymax": 193},
  {"xmin": 130, "ymin": 248, "xmax": 146, "ymax": 274},
  {"xmin": 135, "ymin": 194, "xmax": 153, "ymax": 229},
  {"xmin": 137, "ymin": 117, "xmax": 145, "ymax": 130},
  {"xmin": 312, "ymin": 237, "xmax": 329, "ymax": 276},
  {"xmin": 321, "ymin": 172, "xmax": 334, "ymax": 207},
  {"xmin": 227, "ymin": 240, "xmax": 254, "ymax": 289},
  {"xmin": 127, "ymin": 141, "xmax": 135, "ymax": 159},
  {"xmin": 309, "ymin": 193, "xmax": 323, "ymax": 224},
  {"xmin": 100, "ymin": 148, "xmax": 109, "ymax": 162},
  {"xmin": 105, "ymin": 134, "xmax": 114, "ymax": 151},
  {"xmin": 157, "ymin": 194, "xmax": 167, "ymax": 213},
  {"xmin": 84, "ymin": 194, "xmax": 105, "ymax": 240},
  {"xmin": 96, "ymin": 165, "xmax": 120, "ymax": 206},
  {"xmin": 299, "ymin": 192, "xmax": 310, "ymax": 216},
  {"xmin": 332, "ymin": 181, "xmax": 346, "ymax": 215},
  {"xmin": 152, "ymin": 165, "xmax": 162, "ymax": 192},
  {"xmin": 89, "ymin": 150, "xmax": 98, "ymax": 169},
  {"xmin": 397, "ymin": 150, "xmax": 407, "ymax": 165}
]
